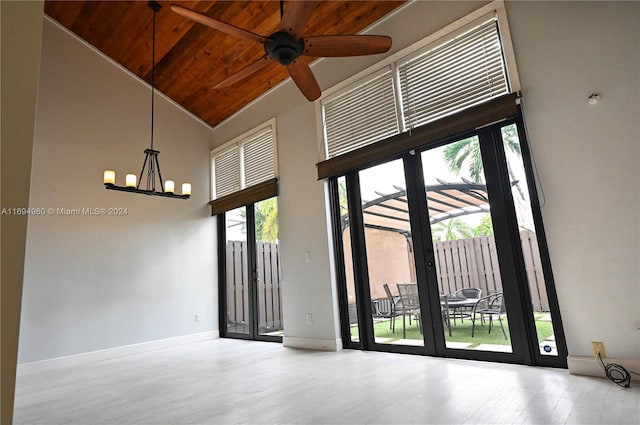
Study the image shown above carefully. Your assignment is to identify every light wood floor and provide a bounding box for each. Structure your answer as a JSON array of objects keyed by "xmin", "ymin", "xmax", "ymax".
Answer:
[{"xmin": 14, "ymin": 338, "xmax": 640, "ymax": 424}]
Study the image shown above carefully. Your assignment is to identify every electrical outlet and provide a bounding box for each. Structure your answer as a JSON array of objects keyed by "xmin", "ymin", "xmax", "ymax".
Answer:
[
  {"xmin": 306, "ymin": 313, "xmax": 313, "ymax": 324},
  {"xmin": 194, "ymin": 313, "xmax": 200, "ymax": 323},
  {"xmin": 591, "ymin": 341, "xmax": 606, "ymax": 358}
]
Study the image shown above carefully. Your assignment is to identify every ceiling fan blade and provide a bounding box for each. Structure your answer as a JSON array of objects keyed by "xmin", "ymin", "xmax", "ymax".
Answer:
[
  {"xmin": 281, "ymin": 0, "xmax": 317, "ymax": 40},
  {"xmin": 287, "ymin": 60, "xmax": 321, "ymax": 101},
  {"xmin": 213, "ymin": 55, "xmax": 272, "ymax": 89},
  {"xmin": 170, "ymin": 4, "xmax": 269, "ymax": 44},
  {"xmin": 303, "ymin": 35, "xmax": 392, "ymax": 57}
]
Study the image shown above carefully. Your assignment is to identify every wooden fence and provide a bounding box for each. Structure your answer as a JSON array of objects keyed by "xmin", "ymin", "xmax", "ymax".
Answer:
[
  {"xmin": 227, "ymin": 230, "xmax": 548, "ymax": 330},
  {"xmin": 226, "ymin": 241, "xmax": 283, "ymax": 333},
  {"xmin": 433, "ymin": 230, "xmax": 549, "ymax": 311}
]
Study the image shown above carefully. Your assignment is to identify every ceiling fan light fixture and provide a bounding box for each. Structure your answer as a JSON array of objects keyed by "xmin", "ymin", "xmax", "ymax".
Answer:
[{"xmin": 264, "ymin": 31, "xmax": 304, "ymax": 66}]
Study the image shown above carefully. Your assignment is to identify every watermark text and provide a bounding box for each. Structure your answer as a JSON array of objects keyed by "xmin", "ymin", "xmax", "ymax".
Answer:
[{"xmin": 2, "ymin": 207, "xmax": 128, "ymax": 216}]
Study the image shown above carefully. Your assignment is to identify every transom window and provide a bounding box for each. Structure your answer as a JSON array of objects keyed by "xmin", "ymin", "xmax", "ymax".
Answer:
[
  {"xmin": 210, "ymin": 118, "xmax": 277, "ymax": 200},
  {"xmin": 319, "ymin": 2, "xmax": 518, "ymax": 161}
]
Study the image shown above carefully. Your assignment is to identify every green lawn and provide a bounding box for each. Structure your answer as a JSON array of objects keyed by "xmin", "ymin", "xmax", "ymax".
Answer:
[{"xmin": 350, "ymin": 313, "xmax": 554, "ymax": 347}]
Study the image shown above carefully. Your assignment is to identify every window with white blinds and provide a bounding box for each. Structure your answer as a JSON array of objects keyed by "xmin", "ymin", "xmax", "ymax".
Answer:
[
  {"xmin": 213, "ymin": 147, "xmax": 241, "ymax": 199},
  {"xmin": 243, "ymin": 127, "xmax": 275, "ymax": 188},
  {"xmin": 211, "ymin": 119, "xmax": 277, "ymax": 200},
  {"xmin": 320, "ymin": 11, "xmax": 513, "ymax": 161},
  {"xmin": 399, "ymin": 19, "xmax": 508, "ymax": 130},
  {"xmin": 322, "ymin": 69, "xmax": 399, "ymax": 159}
]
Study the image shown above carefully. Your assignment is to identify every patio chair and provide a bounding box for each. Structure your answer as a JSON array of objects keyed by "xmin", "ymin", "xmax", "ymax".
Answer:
[
  {"xmin": 383, "ymin": 283, "xmax": 399, "ymax": 331},
  {"xmin": 383, "ymin": 283, "xmax": 415, "ymax": 332},
  {"xmin": 440, "ymin": 294, "xmax": 452, "ymax": 337},
  {"xmin": 471, "ymin": 292, "xmax": 507, "ymax": 340},
  {"xmin": 396, "ymin": 283, "xmax": 422, "ymax": 339}
]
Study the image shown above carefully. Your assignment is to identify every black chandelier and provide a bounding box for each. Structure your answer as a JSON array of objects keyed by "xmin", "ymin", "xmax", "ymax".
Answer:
[{"xmin": 104, "ymin": 1, "xmax": 190, "ymax": 199}]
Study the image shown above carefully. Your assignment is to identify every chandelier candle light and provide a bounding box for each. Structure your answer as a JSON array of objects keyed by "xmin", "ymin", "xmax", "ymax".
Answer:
[{"xmin": 104, "ymin": 1, "xmax": 190, "ymax": 199}]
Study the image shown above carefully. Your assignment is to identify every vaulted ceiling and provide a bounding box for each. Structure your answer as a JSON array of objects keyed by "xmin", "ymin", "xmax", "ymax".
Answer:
[{"xmin": 44, "ymin": 1, "xmax": 406, "ymax": 128}]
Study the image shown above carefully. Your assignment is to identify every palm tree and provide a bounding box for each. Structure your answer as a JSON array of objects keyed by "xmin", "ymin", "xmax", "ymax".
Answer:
[
  {"xmin": 431, "ymin": 218, "xmax": 473, "ymax": 242},
  {"xmin": 473, "ymin": 214, "xmax": 494, "ymax": 237},
  {"xmin": 338, "ymin": 179, "xmax": 348, "ymax": 213},
  {"xmin": 501, "ymin": 124, "xmax": 522, "ymax": 157},
  {"xmin": 443, "ymin": 136, "xmax": 484, "ymax": 183},
  {"xmin": 443, "ymin": 125, "xmax": 525, "ymax": 199},
  {"xmin": 236, "ymin": 198, "xmax": 279, "ymax": 242},
  {"xmin": 501, "ymin": 124, "xmax": 526, "ymax": 200},
  {"xmin": 255, "ymin": 198, "xmax": 278, "ymax": 242}
]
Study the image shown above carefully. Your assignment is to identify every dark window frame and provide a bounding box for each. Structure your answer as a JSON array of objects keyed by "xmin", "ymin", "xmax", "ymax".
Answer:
[
  {"xmin": 217, "ymin": 200, "xmax": 283, "ymax": 344},
  {"xmin": 328, "ymin": 111, "xmax": 568, "ymax": 368}
]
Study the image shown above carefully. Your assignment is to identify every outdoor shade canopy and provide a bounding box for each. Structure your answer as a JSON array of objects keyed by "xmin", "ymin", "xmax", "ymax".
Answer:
[{"xmin": 343, "ymin": 179, "xmax": 506, "ymax": 235}]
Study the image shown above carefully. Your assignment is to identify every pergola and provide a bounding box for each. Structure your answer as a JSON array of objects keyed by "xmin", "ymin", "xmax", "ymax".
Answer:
[
  {"xmin": 342, "ymin": 179, "xmax": 497, "ymax": 234},
  {"xmin": 338, "ymin": 179, "xmax": 548, "ymax": 311}
]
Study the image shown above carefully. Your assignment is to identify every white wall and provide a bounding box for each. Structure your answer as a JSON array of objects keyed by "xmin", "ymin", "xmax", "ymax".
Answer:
[
  {"xmin": 506, "ymin": 1, "xmax": 640, "ymax": 359},
  {"xmin": 1, "ymin": 1, "xmax": 44, "ymax": 421},
  {"xmin": 210, "ymin": 1, "xmax": 639, "ymax": 359},
  {"xmin": 18, "ymin": 18, "xmax": 217, "ymax": 363}
]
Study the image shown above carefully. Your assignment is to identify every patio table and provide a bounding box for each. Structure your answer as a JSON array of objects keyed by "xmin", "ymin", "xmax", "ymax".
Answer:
[{"xmin": 441, "ymin": 296, "xmax": 480, "ymax": 334}]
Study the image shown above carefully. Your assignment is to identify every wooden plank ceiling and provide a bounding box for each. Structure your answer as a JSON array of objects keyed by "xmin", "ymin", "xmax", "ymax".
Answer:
[{"xmin": 44, "ymin": 1, "xmax": 405, "ymax": 128}]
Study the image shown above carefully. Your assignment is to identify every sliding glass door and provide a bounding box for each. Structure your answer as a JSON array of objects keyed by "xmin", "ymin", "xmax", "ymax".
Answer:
[
  {"xmin": 223, "ymin": 205, "xmax": 250, "ymax": 335},
  {"xmin": 420, "ymin": 137, "xmax": 514, "ymax": 354},
  {"xmin": 498, "ymin": 122, "xmax": 564, "ymax": 357},
  {"xmin": 219, "ymin": 197, "xmax": 283, "ymax": 342},
  {"xmin": 359, "ymin": 159, "xmax": 424, "ymax": 348},
  {"xmin": 331, "ymin": 116, "xmax": 567, "ymax": 366}
]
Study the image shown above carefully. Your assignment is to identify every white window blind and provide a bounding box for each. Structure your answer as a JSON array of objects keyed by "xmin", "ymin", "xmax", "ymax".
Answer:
[
  {"xmin": 213, "ymin": 147, "xmax": 241, "ymax": 198},
  {"xmin": 243, "ymin": 127, "xmax": 275, "ymax": 188},
  {"xmin": 398, "ymin": 19, "xmax": 508, "ymax": 130},
  {"xmin": 322, "ymin": 69, "xmax": 399, "ymax": 159},
  {"xmin": 211, "ymin": 119, "xmax": 277, "ymax": 200},
  {"xmin": 319, "ymin": 10, "xmax": 514, "ymax": 162}
]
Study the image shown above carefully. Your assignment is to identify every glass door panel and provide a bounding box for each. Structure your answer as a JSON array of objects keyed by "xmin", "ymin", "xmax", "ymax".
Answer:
[
  {"xmin": 337, "ymin": 176, "xmax": 361, "ymax": 343},
  {"xmin": 500, "ymin": 124, "xmax": 558, "ymax": 356},
  {"xmin": 421, "ymin": 138, "xmax": 513, "ymax": 353},
  {"xmin": 254, "ymin": 197, "xmax": 283, "ymax": 337},
  {"xmin": 225, "ymin": 206, "xmax": 249, "ymax": 335},
  {"xmin": 358, "ymin": 159, "xmax": 424, "ymax": 347},
  {"xmin": 333, "ymin": 116, "xmax": 566, "ymax": 365},
  {"xmin": 222, "ymin": 199, "xmax": 283, "ymax": 342}
]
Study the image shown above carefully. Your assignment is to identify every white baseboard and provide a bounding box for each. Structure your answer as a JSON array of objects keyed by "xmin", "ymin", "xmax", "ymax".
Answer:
[
  {"xmin": 283, "ymin": 336, "xmax": 343, "ymax": 351},
  {"xmin": 18, "ymin": 330, "xmax": 219, "ymax": 375},
  {"xmin": 567, "ymin": 355, "xmax": 640, "ymax": 382}
]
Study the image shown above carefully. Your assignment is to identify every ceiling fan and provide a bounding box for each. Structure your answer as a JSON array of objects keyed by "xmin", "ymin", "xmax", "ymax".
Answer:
[{"xmin": 170, "ymin": 1, "xmax": 392, "ymax": 101}]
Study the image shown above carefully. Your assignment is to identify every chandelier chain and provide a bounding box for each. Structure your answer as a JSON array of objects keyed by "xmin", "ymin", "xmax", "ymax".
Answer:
[
  {"xmin": 103, "ymin": 0, "xmax": 190, "ymax": 200},
  {"xmin": 150, "ymin": 0, "xmax": 157, "ymax": 151}
]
